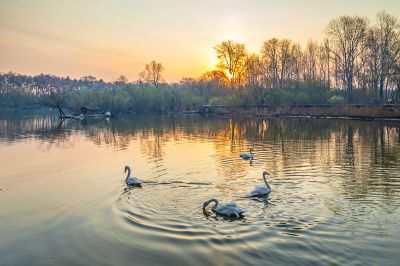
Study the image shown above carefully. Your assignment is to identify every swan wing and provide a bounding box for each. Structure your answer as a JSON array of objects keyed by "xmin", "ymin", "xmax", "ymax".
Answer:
[
  {"xmin": 222, "ymin": 202, "xmax": 239, "ymax": 209},
  {"xmin": 134, "ymin": 177, "xmax": 142, "ymax": 183},
  {"xmin": 250, "ymin": 186, "xmax": 270, "ymax": 197},
  {"xmin": 229, "ymin": 206, "xmax": 246, "ymax": 217},
  {"xmin": 240, "ymin": 153, "xmax": 253, "ymax": 160},
  {"xmin": 240, "ymin": 153, "xmax": 250, "ymax": 159},
  {"xmin": 249, "ymin": 189, "xmax": 259, "ymax": 197},
  {"xmin": 218, "ymin": 206, "xmax": 238, "ymax": 216},
  {"xmin": 126, "ymin": 177, "xmax": 142, "ymax": 185},
  {"xmin": 215, "ymin": 202, "xmax": 235, "ymax": 213},
  {"xmin": 221, "ymin": 209, "xmax": 234, "ymax": 216},
  {"xmin": 216, "ymin": 202, "xmax": 245, "ymax": 216},
  {"xmin": 261, "ymin": 186, "xmax": 271, "ymax": 194},
  {"xmin": 250, "ymin": 187, "xmax": 262, "ymax": 196}
]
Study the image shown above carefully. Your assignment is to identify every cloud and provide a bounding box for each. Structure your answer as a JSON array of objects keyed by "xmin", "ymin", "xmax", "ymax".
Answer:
[{"xmin": 0, "ymin": 22, "xmax": 136, "ymax": 62}]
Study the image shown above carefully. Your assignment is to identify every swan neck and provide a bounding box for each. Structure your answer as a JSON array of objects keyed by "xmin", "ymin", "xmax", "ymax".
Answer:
[
  {"xmin": 125, "ymin": 167, "xmax": 131, "ymax": 181},
  {"xmin": 263, "ymin": 172, "xmax": 269, "ymax": 187}
]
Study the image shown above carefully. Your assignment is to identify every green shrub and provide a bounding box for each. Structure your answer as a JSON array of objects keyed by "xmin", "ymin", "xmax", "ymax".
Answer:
[
  {"xmin": 296, "ymin": 91, "xmax": 311, "ymax": 104},
  {"xmin": 208, "ymin": 97, "xmax": 221, "ymax": 106},
  {"xmin": 329, "ymin": 95, "xmax": 345, "ymax": 104}
]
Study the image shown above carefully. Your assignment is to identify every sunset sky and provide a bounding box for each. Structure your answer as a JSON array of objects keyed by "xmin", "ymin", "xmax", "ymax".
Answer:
[{"xmin": 1, "ymin": 0, "xmax": 399, "ymax": 82}]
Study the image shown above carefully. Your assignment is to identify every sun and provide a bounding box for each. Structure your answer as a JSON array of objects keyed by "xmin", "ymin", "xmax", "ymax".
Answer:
[{"xmin": 207, "ymin": 49, "xmax": 218, "ymax": 70}]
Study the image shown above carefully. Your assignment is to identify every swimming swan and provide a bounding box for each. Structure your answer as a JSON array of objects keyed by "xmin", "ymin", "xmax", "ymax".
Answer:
[
  {"xmin": 250, "ymin": 171, "xmax": 271, "ymax": 197},
  {"xmin": 240, "ymin": 147, "xmax": 254, "ymax": 160},
  {"xmin": 203, "ymin": 199, "xmax": 246, "ymax": 217},
  {"xmin": 124, "ymin": 166, "xmax": 142, "ymax": 186}
]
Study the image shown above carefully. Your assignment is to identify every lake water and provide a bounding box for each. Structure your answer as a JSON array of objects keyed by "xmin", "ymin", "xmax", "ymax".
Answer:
[{"xmin": 1, "ymin": 109, "xmax": 400, "ymax": 266}]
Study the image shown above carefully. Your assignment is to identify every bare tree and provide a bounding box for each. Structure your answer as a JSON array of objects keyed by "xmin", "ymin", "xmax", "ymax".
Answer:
[
  {"xmin": 199, "ymin": 70, "xmax": 229, "ymax": 101},
  {"xmin": 43, "ymin": 86, "xmax": 69, "ymax": 116},
  {"xmin": 278, "ymin": 39, "xmax": 292, "ymax": 88},
  {"xmin": 200, "ymin": 70, "xmax": 229, "ymax": 86},
  {"xmin": 260, "ymin": 39, "xmax": 303, "ymax": 89},
  {"xmin": 303, "ymin": 40, "xmax": 318, "ymax": 83},
  {"xmin": 139, "ymin": 60, "xmax": 165, "ymax": 88},
  {"xmin": 327, "ymin": 16, "xmax": 368, "ymax": 102},
  {"xmin": 115, "ymin": 75, "xmax": 129, "ymax": 86},
  {"xmin": 368, "ymin": 12, "xmax": 400, "ymax": 100},
  {"xmin": 261, "ymin": 38, "xmax": 280, "ymax": 88},
  {"xmin": 320, "ymin": 38, "xmax": 331, "ymax": 88},
  {"xmin": 390, "ymin": 60, "xmax": 400, "ymax": 103},
  {"xmin": 246, "ymin": 53, "xmax": 265, "ymax": 107},
  {"xmin": 290, "ymin": 43, "xmax": 303, "ymax": 86},
  {"xmin": 214, "ymin": 40, "xmax": 248, "ymax": 90}
]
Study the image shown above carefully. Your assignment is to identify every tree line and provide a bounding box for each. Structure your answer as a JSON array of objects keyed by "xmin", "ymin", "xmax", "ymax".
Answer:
[
  {"xmin": 209, "ymin": 11, "xmax": 400, "ymax": 105},
  {"xmin": 0, "ymin": 11, "xmax": 399, "ymax": 112}
]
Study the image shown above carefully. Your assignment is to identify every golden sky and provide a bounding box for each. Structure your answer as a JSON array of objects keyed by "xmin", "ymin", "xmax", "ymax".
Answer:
[{"xmin": 1, "ymin": 0, "xmax": 399, "ymax": 82}]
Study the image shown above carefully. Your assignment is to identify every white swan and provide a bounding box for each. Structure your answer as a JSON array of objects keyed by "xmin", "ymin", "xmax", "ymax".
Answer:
[
  {"xmin": 240, "ymin": 147, "xmax": 254, "ymax": 160},
  {"xmin": 250, "ymin": 171, "xmax": 271, "ymax": 197},
  {"xmin": 124, "ymin": 166, "xmax": 142, "ymax": 186},
  {"xmin": 203, "ymin": 199, "xmax": 246, "ymax": 217}
]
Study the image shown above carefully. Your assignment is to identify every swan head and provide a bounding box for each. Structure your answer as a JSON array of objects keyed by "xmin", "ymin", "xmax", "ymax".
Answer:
[
  {"xmin": 124, "ymin": 165, "xmax": 130, "ymax": 173},
  {"xmin": 263, "ymin": 171, "xmax": 271, "ymax": 189},
  {"xmin": 203, "ymin": 199, "xmax": 218, "ymax": 210}
]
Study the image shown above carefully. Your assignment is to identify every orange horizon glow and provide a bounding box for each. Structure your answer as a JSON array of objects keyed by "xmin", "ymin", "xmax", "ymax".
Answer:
[{"xmin": 1, "ymin": 0, "xmax": 399, "ymax": 83}]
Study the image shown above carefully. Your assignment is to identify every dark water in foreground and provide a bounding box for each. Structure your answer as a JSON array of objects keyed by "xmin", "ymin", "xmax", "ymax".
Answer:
[{"xmin": 0, "ymin": 109, "xmax": 400, "ymax": 266}]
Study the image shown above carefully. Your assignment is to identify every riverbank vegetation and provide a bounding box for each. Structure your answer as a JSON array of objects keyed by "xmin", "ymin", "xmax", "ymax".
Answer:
[{"xmin": 1, "ymin": 11, "xmax": 399, "ymax": 114}]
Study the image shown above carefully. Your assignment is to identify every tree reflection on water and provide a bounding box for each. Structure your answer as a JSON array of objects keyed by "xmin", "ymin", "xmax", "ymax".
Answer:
[{"xmin": 1, "ymin": 108, "xmax": 399, "ymax": 204}]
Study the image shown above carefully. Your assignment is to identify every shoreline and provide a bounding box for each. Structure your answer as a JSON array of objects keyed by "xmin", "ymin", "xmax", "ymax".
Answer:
[
  {"xmin": 2, "ymin": 105, "xmax": 400, "ymax": 122},
  {"xmin": 259, "ymin": 114, "xmax": 400, "ymax": 122},
  {"xmin": 199, "ymin": 104, "xmax": 400, "ymax": 122}
]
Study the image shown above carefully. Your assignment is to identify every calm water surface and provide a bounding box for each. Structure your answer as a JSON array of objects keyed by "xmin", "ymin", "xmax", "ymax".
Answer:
[{"xmin": 1, "ymin": 109, "xmax": 400, "ymax": 265}]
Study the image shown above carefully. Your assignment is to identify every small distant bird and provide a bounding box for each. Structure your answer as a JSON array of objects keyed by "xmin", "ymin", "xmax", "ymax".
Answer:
[
  {"xmin": 203, "ymin": 199, "xmax": 246, "ymax": 218},
  {"xmin": 124, "ymin": 166, "xmax": 142, "ymax": 186},
  {"xmin": 250, "ymin": 171, "xmax": 271, "ymax": 197},
  {"xmin": 240, "ymin": 147, "xmax": 254, "ymax": 160}
]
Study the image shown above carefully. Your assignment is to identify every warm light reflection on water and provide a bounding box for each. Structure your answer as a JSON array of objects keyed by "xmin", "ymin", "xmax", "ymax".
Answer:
[{"xmin": 1, "ymin": 109, "xmax": 400, "ymax": 265}]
